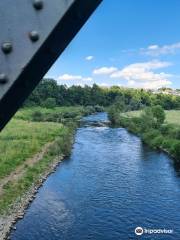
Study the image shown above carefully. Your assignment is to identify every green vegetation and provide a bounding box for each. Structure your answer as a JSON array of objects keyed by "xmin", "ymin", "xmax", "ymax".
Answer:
[
  {"xmin": 123, "ymin": 110, "xmax": 180, "ymax": 125},
  {"xmin": 0, "ymin": 119, "xmax": 63, "ymax": 179},
  {"xmin": 0, "ymin": 106, "xmax": 97, "ymax": 213},
  {"xmin": 108, "ymin": 103, "xmax": 180, "ymax": 161},
  {"xmin": 0, "ymin": 79, "xmax": 179, "ymax": 213},
  {"xmin": 15, "ymin": 106, "xmax": 85, "ymax": 122},
  {"xmin": 163, "ymin": 110, "xmax": 180, "ymax": 125},
  {"xmin": 25, "ymin": 78, "xmax": 180, "ymax": 110},
  {"xmin": 0, "ymin": 124, "xmax": 74, "ymax": 212}
]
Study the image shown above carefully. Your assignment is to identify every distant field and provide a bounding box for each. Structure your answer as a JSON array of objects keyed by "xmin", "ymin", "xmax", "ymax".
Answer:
[
  {"xmin": 165, "ymin": 110, "xmax": 180, "ymax": 125},
  {"xmin": 124, "ymin": 110, "xmax": 180, "ymax": 125}
]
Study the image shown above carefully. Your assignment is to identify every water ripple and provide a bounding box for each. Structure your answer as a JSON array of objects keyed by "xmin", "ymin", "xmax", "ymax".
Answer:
[{"xmin": 11, "ymin": 113, "xmax": 180, "ymax": 240}]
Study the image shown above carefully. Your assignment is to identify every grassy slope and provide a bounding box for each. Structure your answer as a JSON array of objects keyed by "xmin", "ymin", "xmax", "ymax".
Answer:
[
  {"xmin": 0, "ymin": 107, "xmax": 82, "ymax": 213},
  {"xmin": 0, "ymin": 119, "xmax": 63, "ymax": 179}
]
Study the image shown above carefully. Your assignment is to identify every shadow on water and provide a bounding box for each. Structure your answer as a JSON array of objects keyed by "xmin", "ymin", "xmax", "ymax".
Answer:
[{"xmin": 172, "ymin": 161, "xmax": 180, "ymax": 176}]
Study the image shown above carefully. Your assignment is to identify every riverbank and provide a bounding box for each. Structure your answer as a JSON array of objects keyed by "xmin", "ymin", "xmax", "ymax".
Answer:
[
  {"xmin": 8, "ymin": 112, "xmax": 180, "ymax": 240},
  {"xmin": 108, "ymin": 107, "xmax": 180, "ymax": 162},
  {"xmin": 0, "ymin": 153, "xmax": 64, "ymax": 240},
  {"xmin": 0, "ymin": 106, "xmax": 99, "ymax": 239}
]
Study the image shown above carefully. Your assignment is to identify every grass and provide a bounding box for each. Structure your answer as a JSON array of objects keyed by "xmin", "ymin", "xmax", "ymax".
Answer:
[
  {"xmin": 14, "ymin": 106, "xmax": 85, "ymax": 121},
  {"xmin": 165, "ymin": 110, "xmax": 180, "ymax": 125},
  {"xmin": 0, "ymin": 128, "xmax": 74, "ymax": 213},
  {"xmin": 123, "ymin": 110, "xmax": 180, "ymax": 125},
  {"xmin": 0, "ymin": 119, "xmax": 64, "ymax": 179},
  {"xmin": 0, "ymin": 106, "xmax": 83, "ymax": 213},
  {"xmin": 110, "ymin": 108, "xmax": 180, "ymax": 161}
]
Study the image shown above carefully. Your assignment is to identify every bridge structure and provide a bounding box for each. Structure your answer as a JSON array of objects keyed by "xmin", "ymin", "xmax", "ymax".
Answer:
[{"xmin": 0, "ymin": 0, "xmax": 102, "ymax": 131}]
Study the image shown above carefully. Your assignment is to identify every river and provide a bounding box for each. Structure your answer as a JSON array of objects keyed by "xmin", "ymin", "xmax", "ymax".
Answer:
[{"xmin": 10, "ymin": 113, "xmax": 180, "ymax": 239}]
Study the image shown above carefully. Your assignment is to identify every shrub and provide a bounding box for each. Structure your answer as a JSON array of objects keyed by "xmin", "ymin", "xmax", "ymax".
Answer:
[
  {"xmin": 94, "ymin": 105, "xmax": 104, "ymax": 112},
  {"xmin": 161, "ymin": 139, "xmax": 172, "ymax": 150},
  {"xmin": 160, "ymin": 124, "xmax": 172, "ymax": 135},
  {"xmin": 84, "ymin": 106, "xmax": 96, "ymax": 115},
  {"xmin": 169, "ymin": 141, "xmax": 180, "ymax": 161},
  {"xmin": 42, "ymin": 98, "xmax": 56, "ymax": 109},
  {"xmin": 63, "ymin": 112, "xmax": 79, "ymax": 119},
  {"xmin": 175, "ymin": 129, "xmax": 180, "ymax": 140},
  {"xmin": 142, "ymin": 129, "xmax": 161, "ymax": 147},
  {"xmin": 32, "ymin": 111, "xmax": 43, "ymax": 122},
  {"xmin": 150, "ymin": 135, "xmax": 164, "ymax": 149},
  {"xmin": 152, "ymin": 105, "xmax": 165, "ymax": 125}
]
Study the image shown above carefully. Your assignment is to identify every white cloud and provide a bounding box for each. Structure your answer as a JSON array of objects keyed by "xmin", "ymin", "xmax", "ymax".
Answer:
[
  {"xmin": 93, "ymin": 67, "xmax": 118, "ymax": 75},
  {"xmin": 85, "ymin": 56, "xmax": 94, "ymax": 61},
  {"xmin": 142, "ymin": 42, "xmax": 180, "ymax": 56},
  {"xmin": 98, "ymin": 83, "xmax": 109, "ymax": 87},
  {"xmin": 58, "ymin": 74, "xmax": 82, "ymax": 81},
  {"xmin": 58, "ymin": 74, "xmax": 92, "ymax": 82},
  {"xmin": 148, "ymin": 45, "xmax": 159, "ymax": 50},
  {"xmin": 140, "ymin": 80, "xmax": 172, "ymax": 89},
  {"xmin": 83, "ymin": 77, "xmax": 93, "ymax": 81},
  {"xmin": 110, "ymin": 60, "xmax": 172, "ymax": 89}
]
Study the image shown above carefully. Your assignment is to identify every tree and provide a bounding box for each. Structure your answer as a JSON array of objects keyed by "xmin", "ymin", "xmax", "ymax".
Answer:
[
  {"xmin": 42, "ymin": 98, "xmax": 56, "ymax": 108},
  {"xmin": 24, "ymin": 78, "xmax": 180, "ymax": 109},
  {"xmin": 152, "ymin": 105, "xmax": 165, "ymax": 126},
  {"xmin": 140, "ymin": 105, "xmax": 165, "ymax": 131},
  {"xmin": 140, "ymin": 107, "xmax": 155, "ymax": 131}
]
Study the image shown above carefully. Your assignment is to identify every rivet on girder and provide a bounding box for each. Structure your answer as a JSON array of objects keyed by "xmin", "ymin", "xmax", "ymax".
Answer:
[
  {"xmin": 0, "ymin": 74, "xmax": 8, "ymax": 84},
  {"xmin": 1, "ymin": 42, "xmax": 13, "ymax": 54},
  {"xmin": 33, "ymin": 0, "xmax": 44, "ymax": 10},
  {"xmin": 29, "ymin": 31, "xmax": 40, "ymax": 42}
]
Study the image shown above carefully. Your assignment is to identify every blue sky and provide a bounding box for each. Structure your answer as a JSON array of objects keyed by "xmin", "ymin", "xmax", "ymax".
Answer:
[{"xmin": 46, "ymin": 0, "xmax": 180, "ymax": 89}]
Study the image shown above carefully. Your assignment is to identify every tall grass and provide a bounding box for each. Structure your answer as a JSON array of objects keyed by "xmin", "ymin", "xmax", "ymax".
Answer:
[
  {"xmin": 0, "ymin": 119, "xmax": 64, "ymax": 179},
  {"xmin": 0, "ymin": 107, "xmax": 82, "ymax": 212},
  {"xmin": 0, "ymin": 125, "xmax": 75, "ymax": 213}
]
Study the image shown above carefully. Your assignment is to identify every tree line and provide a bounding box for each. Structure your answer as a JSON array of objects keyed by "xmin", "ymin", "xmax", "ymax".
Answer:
[{"xmin": 24, "ymin": 78, "xmax": 180, "ymax": 110}]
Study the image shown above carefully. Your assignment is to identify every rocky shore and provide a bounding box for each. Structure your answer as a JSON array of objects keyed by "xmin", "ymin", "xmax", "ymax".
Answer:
[{"xmin": 0, "ymin": 155, "xmax": 64, "ymax": 240}]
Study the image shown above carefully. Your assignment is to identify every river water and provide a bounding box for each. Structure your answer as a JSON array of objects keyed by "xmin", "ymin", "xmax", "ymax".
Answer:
[{"xmin": 10, "ymin": 113, "xmax": 180, "ymax": 240}]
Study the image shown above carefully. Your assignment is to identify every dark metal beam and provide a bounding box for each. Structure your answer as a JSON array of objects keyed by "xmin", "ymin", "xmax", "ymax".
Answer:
[{"xmin": 0, "ymin": 0, "xmax": 102, "ymax": 131}]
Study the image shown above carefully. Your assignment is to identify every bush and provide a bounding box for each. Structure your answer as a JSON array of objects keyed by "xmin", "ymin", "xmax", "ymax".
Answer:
[
  {"xmin": 161, "ymin": 138, "xmax": 172, "ymax": 150},
  {"xmin": 84, "ymin": 106, "xmax": 96, "ymax": 115},
  {"xmin": 175, "ymin": 129, "xmax": 180, "ymax": 140},
  {"xmin": 151, "ymin": 135, "xmax": 164, "ymax": 149},
  {"xmin": 32, "ymin": 111, "xmax": 43, "ymax": 122},
  {"xmin": 160, "ymin": 124, "xmax": 180, "ymax": 140},
  {"xmin": 44, "ymin": 113, "xmax": 62, "ymax": 123},
  {"xmin": 142, "ymin": 129, "xmax": 161, "ymax": 147},
  {"xmin": 63, "ymin": 112, "xmax": 79, "ymax": 119},
  {"xmin": 160, "ymin": 124, "xmax": 172, "ymax": 135},
  {"xmin": 42, "ymin": 98, "xmax": 56, "ymax": 109},
  {"xmin": 169, "ymin": 141, "xmax": 180, "ymax": 161},
  {"xmin": 152, "ymin": 105, "xmax": 165, "ymax": 125},
  {"xmin": 94, "ymin": 105, "xmax": 104, "ymax": 112}
]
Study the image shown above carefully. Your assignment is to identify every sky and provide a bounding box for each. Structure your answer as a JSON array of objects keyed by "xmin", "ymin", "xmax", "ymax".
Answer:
[{"xmin": 46, "ymin": 0, "xmax": 180, "ymax": 89}]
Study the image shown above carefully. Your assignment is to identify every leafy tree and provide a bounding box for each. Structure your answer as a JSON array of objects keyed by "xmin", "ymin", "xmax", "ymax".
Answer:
[
  {"xmin": 152, "ymin": 105, "xmax": 165, "ymax": 126},
  {"xmin": 24, "ymin": 78, "xmax": 180, "ymax": 110},
  {"xmin": 42, "ymin": 98, "xmax": 56, "ymax": 109},
  {"xmin": 140, "ymin": 107, "xmax": 155, "ymax": 131}
]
